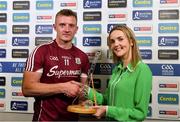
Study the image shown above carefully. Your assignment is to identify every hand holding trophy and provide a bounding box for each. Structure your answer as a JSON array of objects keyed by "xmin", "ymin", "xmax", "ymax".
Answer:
[{"xmin": 67, "ymin": 51, "xmax": 101, "ymax": 114}]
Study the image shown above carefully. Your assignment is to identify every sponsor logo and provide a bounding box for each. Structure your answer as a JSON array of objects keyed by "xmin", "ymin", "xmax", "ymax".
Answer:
[
  {"xmin": 133, "ymin": 0, "xmax": 153, "ymax": 7},
  {"xmin": 83, "ymin": 37, "xmax": 101, "ymax": 46},
  {"xmin": 0, "ymin": 49, "xmax": 6, "ymax": 58},
  {"xmin": 160, "ymin": 0, "xmax": 178, "ymax": 4},
  {"xmin": 36, "ymin": 1, "xmax": 53, "ymax": 10},
  {"xmin": 133, "ymin": 10, "xmax": 152, "ymax": 20},
  {"xmin": 35, "ymin": 25, "xmax": 53, "ymax": 34},
  {"xmin": 12, "ymin": 90, "xmax": 25, "ymax": 99},
  {"xmin": 107, "ymin": 24, "xmax": 126, "ymax": 33},
  {"xmin": 148, "ymin": 64, "xmax": 180, "ymax": 76},
  {"xmin": 12, "ymin": 49, "xmax": 29, "ymax": 58},
  {"xmin": 0, "ymin": 62, "xmax": 26, "ymax": 73},
  {"xmin": 0, "ymin": 77, "xmax": 5, "ymax": 86},
  {"xmin": 11, "ymin": 101, "xmax": 28, "ymax": 111},
  {"xmin": 60, "ymin": 1, "xmax": 77, "ymax": 9},
  {"xmin": 0, "ymin": 1, "xmax": 7, "ymax": 10},
  {"xmin": 0, "ymin": 102, "xmax": 5, "ymax": 110},
  {"xmin": 0, "ymin": 25, "xmax": 6, "ymax": 34},
  {"xmin": 83, "ymin": 11, "xmax": 101, "ymax": 21},
  {"xmin": 94, "ymin": 63, "xmax": 113, "ymax": 75},
  {"xmin": 158, "ymin": 107, "xmax": 179, "ymax": 118},
  {"xmin": 11, "ymin": 77, "xmax": 22, "ymax": 87},
  {"xmin": 140, "ymin": 49, "xmax": 152, "ymax": 59},
  {"xmin": 13, "ymin": 1, "xmax": 30, "ymax": 10},
  {"xmin": 49, "ymin": 56, "xmax": 59, "ymax": 61},
  {"xmin": 147, "ymin": 106, "xmax": 152, "ymax": 117},
  {"xmin": 158, "ymin": 36, "xmax": 179, "ymax": 46},
  {"xmin": 159, "ymin": 9, "xmax": 179, "ymax": 20},
  {"xmin": 159, "ymin": 81, "xmax": 179, "ymax": 92},
  {"xmin": 0, "ymin": 13, "xmax": 7, "ymax": 22},
  {"xmin": 36, "ymin": 14, "xmax": 53, "ymax": 23},
  {"xmin": 133, "ymin": 25, "xmax": 152, "ymax": 33},
  {"xmin": 83, "ymin": 24, "xmax": 101, "ymax": 34},
  {"xmin": 136, "ymin": 36, "xmax": 152, "ymax": 46},
  {"xmin": 0, "ymin": 39, "xmax": 6, "ymax": 47},
  {"xmin": 12, "ymin": 25, "xmax": 29, "ymax": 34},
  {"xmin": 158, "ymin": 23, "xmax": 179, "ymax": 33},
  {"xmin": 108, "ymin": 0, "xmax": 127, "ymax": 8},
  {"xmin": 13, "ymin": 13, "xmax": 30, "ymax": 22},
  {"xmin": 83, "ymin": 0, "xmax": 102, "ymax": 8},
  {"xmin": 158, "ymin": 50, "xmax": 178, "ymax": 59},
  {"xmin": 35, "ymin": 37, "xmax": 52, "ymax": 46},
  {"xmin": 108, "ymin": 12, "xmax": 127, "ymax": 21},
  {"xmin": 0, "ymin": 89, "xmax": 5, "ymax": 98},
  {"xmin": 158, "ymin": 94, "xmax": 179, "ymax": 104},
  {"xmin": 12, "ymin": 37, "xmax": 29, "ymax": 46}
]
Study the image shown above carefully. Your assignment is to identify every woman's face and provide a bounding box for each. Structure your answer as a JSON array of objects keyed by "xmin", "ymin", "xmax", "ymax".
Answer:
[{"xmin": 109, "ymin": 30, "xmax": 133, "ymax": 59}]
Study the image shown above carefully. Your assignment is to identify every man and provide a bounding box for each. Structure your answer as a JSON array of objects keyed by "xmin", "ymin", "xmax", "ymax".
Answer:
[{"xmin": 22, "ymin": 9, "xmax": 90, "ymax": 121}]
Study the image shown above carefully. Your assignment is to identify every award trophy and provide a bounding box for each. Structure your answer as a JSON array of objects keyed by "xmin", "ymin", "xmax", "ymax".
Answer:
[{"xmin": 67, "ymin": 51, "xmax": 101, "ymax": 114}]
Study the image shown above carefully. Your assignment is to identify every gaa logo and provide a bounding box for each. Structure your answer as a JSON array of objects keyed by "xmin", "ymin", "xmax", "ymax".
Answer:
[{"xmin": 161, "ymin": 65, "xmax": 174, "ymax": 70}]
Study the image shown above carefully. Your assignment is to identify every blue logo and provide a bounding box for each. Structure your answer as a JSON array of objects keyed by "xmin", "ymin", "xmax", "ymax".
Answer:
[
  {"xmin": 13, "ymin": 13, "xmax": 30, "ymax": 22},
  {"xmin": 140, "ymin": 50, "xmax": 152, "ymax": 59},
  {"xmin": 83, "ymin": 24, "xmax": 101, "ymax": 34},
  {"xmin": 133, "ymin": 0, "xmax": 153, "ymax": 7},
  {"xmin": 158, "ymin": 36, "xmax": 179, "ymax": 46},
  {"xmin": 36, "ymin": 1, "xmax": 53, "ymax": 10},
  {"xmin": 83, "ymin": 0, "xmax": 102, "ymax": 8},
  {"xmin": 136, "ymin": 36, "xmax": 152, "ymax": 46},
  {"xmin": 0, "ymin": 62, "xmax": 26, "ymax": 73},
  {"xmin": 11, "ymin": 101, "xmax": 28, "ymax": 111},
  {"xmin": 158, "ymin": 23, "xmax": 179, "ymax": 33},
  {"xmin": 35, "ymin": 25, "xmax": 53, "ymax": 34},
  {"xmin": 133, "ymin": 10, "xmax": 152, "ymax": 20},
  {"xmin": 0, "ymin": 1, "xmax": 7, "ymax": 10},
  {"xmin": 0, "ymin": 25, "xmax": 6, "ymax": 34},
  {"xmin": 0, "ymin": 49, "xmax": 6, "ymax": 58},
  {"xmin": 83, "ymin": 37, "xmax": 101, "ymax": 46},
  {"xmin": 158, "ymin": 94, "xmax": 179, "ymax": 104},
  {"xmin": 0, "ymin": 89, "xmax": 5, "ymax": 98},
  {"xmin": 107, "ymin": 24, "xmax": 126, "ymax": 33},
  {"xmin": 12, "ymin": 37, "xmax": 29, "ymax": 46}
]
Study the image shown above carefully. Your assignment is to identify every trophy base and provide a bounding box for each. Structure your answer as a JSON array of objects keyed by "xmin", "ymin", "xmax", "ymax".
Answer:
[{"xmin": 67, "ymin": 105, "xmax": 96, "ymax": 114}]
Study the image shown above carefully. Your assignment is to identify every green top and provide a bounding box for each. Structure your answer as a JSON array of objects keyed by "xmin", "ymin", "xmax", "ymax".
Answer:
[{"xmin": 88, "ymin": 61, "xmax": 152, "ymax": 122}]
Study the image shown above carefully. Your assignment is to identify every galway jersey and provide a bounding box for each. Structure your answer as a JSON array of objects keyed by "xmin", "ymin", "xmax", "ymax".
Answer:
[{"xmin": 24, "ymin": 40, "xmax": 90, "ymax": 121}]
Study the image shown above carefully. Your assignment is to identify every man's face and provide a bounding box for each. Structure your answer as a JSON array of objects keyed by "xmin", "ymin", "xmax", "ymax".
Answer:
[{"xmin": 53, "ymin": 15, "xmax": 78, "ymax": 43}]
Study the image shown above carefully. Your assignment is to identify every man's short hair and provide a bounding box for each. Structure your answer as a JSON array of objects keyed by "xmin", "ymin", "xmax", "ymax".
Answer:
[{"xmin": 55, "ymin": 9, "xmax": 77, "ymax": 22}]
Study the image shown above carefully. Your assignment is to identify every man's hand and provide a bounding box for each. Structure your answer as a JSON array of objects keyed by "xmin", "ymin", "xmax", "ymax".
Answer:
[
  {"xmin": 63, "ymin": 81, "xmax": 81, "ymax": 97},
  {"xmin": 91, "ymin": 105, "xmax": 106, "ymax": 119}
]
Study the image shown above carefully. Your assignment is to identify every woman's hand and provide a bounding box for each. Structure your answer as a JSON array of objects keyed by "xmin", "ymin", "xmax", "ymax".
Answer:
[{"xmin": 91, "ymin": 105, "xmax": 107, "ymax": 119}]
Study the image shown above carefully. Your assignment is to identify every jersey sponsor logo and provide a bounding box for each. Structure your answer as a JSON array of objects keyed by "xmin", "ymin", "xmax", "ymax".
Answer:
[
  {"xmin": 0, "ymin": 89, "xmax": 5, "ymax": 98},
  {"xmin": 11, "ymin": 77, "xmax": 22, "ymax": 87},
  {"xmin": 0, "ymin": 49, "xmax": 6, "ymax": 58},
  {"xmin": 83, "ymin": 11, "xmax": 101, "ymax": 21},
  {"xmin": 0, "ymin": 77, "xmax": 5, "ymax": 86},
  {"xmin": 13, "ymin": 13, "xmax": 30, "ymax": 22},
  {"xmin": 133, "ymin": 10, "xmax": 152, "ymax": 20},
  {"xmin": 0, "ymin": 1, "xmax": 7, "ymax": 10},
  {"xmin": 133, "ymin": 0, "xmax": 153, "ymax": 7},
  {"xmin": 12, "ymin": 25, "xmax": 29, "ymax": 34},
  {"xmin": 36, "ymin": 1, "xmax": 53, "ymax": 10},
  {"xmin": 83, "ymin": 37, "xmax": 101, "ymax": 46},
  {"xmin": 13, "ymin": 1, "xmax": 30, "ymax": 10},
  {"xmin": 0, "ymin": 25, "xmax": 6, "ymax": 34},
  {"xmin": 49, "ymin": 56, "xmax": 59, "ymax": 61},
  {"xmin": 12, "ymin": 37, "xmax": 29, "ymax": 46},
  {"xmin": 108, "ymin": 0, "xmax": 127, "ymax": 8},
  {"xmin": 47, "ymin": 65, "xmax": 81, "ymax": 78},
  {"xmin": 158, "ymin": 36, "xmax": 179, "ymax": 46},
  {"xmin": 0, "ymin": 62, "xmax": 25, "ymax": 73},
  {"xmin": 158, "ymin": 93, "xmax": 179, "ymax": 104},
  {"xmin": 158, "ymin": 50, "xmax": 178, "ymax": 59},
  {"xmin": 136, "ymin": 36, "xmax": 152, "ymax": 46},
  {"xmin": 159, "ymin": 9, "xmax": 179, "ymax": 20},
  {"xmin": 83, "ymin": 0, "xmax": 102, "ymax": 8},
  {"xmin": 0, "ymin": 13, "xmax": 7, "ymax": 22},
  {"xmin": 11, "ymin": 101, "xmax": 28, "ymax": 111},
  {"xmin": 83, "ymin": 24, "xmax": 101, "ymax": 34},
  {"xmin": 75, "ymin": 58, "xmax": 81, "ymax": 64},
  {"xmin": 35, "ymin": 25, "xmax": 53, "ymax": 34},
  {"xmin": 140, "ymin": 49, "xmax": 152, "ymax": 59},
  {"xmin": 158, "ymin": 23, "xmax": 179, "ymax": 33}
]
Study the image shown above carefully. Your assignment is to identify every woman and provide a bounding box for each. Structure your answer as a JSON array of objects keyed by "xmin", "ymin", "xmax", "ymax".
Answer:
[{"xmin": 88, "ymin": 25, "xmax": 152, "ymax": 121}]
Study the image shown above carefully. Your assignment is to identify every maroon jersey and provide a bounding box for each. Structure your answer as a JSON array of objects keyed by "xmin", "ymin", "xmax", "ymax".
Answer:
[{"xmin": 25, "ymin": 40, "xmax": 90, "ymax": 121}]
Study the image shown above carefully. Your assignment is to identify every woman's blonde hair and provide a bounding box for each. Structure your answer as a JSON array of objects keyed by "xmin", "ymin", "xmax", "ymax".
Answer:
[{"xmin": 108, "ymin": 25, "xmax": 141, "ymax": 68}]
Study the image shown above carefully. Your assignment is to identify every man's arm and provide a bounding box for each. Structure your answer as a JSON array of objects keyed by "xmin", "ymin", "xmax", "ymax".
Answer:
[{"xmin": 22, "ymin": 71, "xmax": 80, "ymax": 97}]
